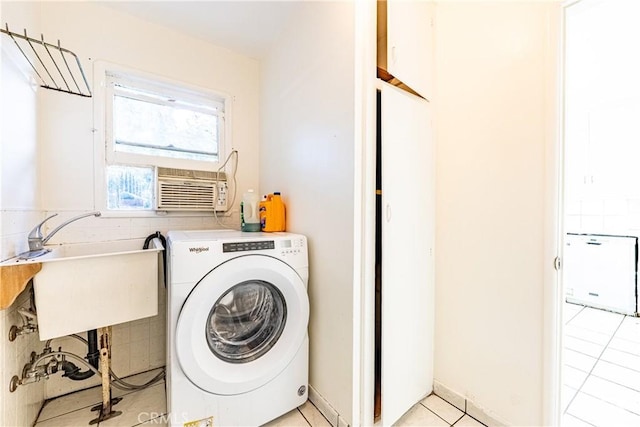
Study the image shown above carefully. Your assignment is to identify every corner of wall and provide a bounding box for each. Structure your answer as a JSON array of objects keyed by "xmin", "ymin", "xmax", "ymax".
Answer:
[
  {"xmin": 309, "ymin": 385, "xmax": 352, "ymax": 427},
  {"xmin": 0, "ymin": 286, "xmax": 46, "ymax": 427},
  {"xmin": 1, "ymin": 2, "xmax": 49, "ymax": 425},
  {"xmin": 433, "ymin": 381, "xmax": 510, "ymax": 427}
]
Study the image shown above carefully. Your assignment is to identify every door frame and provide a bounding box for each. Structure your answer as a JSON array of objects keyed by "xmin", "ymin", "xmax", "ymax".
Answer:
[
  {"xmin": 543, "ymin": 2, "xmax": 569, "ymax": 426},
  {"xmin": 352, "ymin": 1, "xmax": 378, "ymax": 426}
]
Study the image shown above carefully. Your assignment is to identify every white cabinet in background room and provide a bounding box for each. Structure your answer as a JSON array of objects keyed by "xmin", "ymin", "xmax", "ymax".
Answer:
[
  {"xmin": 378, "ymin": 0, "xmax": 434, "ymax": 100},
  {"xmin": 564, "ymin": 233, "xmax": 638, "ymax": 315}
]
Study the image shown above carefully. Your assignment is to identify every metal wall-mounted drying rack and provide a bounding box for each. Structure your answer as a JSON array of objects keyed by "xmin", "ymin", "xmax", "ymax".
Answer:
[{"xmin": 0, "ymin": 24, "xmax": 91, "ymax": 97}]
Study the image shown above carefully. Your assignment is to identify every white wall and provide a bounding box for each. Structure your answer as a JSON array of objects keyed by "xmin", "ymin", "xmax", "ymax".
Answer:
[
  {"xmin": 260, "ymin": 1, "xmax": 355, "ymax": 424},
  {"xmin": 39, "ymin": 1, "xmax": 260, "ymax": 216},
  {"xmin": 433, "ymin": 2, "xmax": 560, "ymax": 425},
  {"xmin": 0, "ymin": 1, "xmax": 47, "ymax": 425},
  {"xmin": 4, "ymin": 1, "xmax": 261, "ymax": 399}
]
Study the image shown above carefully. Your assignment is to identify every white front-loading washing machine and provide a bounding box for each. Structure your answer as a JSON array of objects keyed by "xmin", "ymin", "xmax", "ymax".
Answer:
[{"xmin": 166, "ymin": 230, "xmax": 309, "ymax": 427}]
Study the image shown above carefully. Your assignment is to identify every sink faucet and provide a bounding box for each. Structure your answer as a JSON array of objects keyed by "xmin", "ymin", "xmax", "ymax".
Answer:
[{"xmin": 28, "ymin": 211, "xmax": 101, "ymax": 251}]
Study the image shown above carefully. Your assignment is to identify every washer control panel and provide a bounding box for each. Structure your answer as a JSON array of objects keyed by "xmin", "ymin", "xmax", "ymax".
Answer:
[
  {"xmin": 223, "ymin": 240, "xmax": 275, "ymax": 253},
  {"xmin": 279, "ymin": 237, "xmax": 305, "ymax": 256}
]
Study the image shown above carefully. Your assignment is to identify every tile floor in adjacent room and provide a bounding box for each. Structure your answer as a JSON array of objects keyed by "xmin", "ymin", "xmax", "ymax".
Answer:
[
  {"xmin": 563, "ymin": 302, "xmax": 640, "ymax": 426},
  {"xmin": 34, "ymin": 368, "xmax": 485, "ymax": 427}
]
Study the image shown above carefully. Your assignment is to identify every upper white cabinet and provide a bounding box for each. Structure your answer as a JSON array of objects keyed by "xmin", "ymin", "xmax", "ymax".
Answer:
[{"xmin": 378, "ymin": 0, "xmax": 434, "ymax": 100}]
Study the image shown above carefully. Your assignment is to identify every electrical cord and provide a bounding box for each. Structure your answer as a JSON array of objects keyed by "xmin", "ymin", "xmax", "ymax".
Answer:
[{"xmin": 213, "ymin": 149, "xmax": 239, "ymax": 230}]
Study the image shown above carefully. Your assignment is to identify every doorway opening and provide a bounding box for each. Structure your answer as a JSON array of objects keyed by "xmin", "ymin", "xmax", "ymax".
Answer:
[{"xmin": 561, "ymin": 0, "xmax": 640, "ymax": 424}]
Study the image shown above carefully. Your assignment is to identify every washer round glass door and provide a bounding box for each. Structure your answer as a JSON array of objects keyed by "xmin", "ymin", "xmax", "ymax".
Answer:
[
  {"xmin": 175, "ymin": 255, "xmax": 309, "ymax": 396},
  {"xmin": 206, "ymin": 279, "xmax": 287, "ymax": 363}
]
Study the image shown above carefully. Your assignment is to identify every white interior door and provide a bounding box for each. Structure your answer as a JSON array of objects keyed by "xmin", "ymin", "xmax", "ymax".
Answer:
[
  {"xmin": 380, "ymin": 82, "xmax": 434, "ymax": 426},
  {"xmin": 386, "ymin": 0, "xmax": 434, "ymax": 100}
]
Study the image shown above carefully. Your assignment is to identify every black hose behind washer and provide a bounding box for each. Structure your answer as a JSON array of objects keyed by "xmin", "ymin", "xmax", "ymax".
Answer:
[{"xmin": 144, "ymin": 231, "xmax": 167, "ymax": 288}]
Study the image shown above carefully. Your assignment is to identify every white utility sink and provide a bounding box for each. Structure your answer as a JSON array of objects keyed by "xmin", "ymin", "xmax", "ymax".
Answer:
[{"xmin": 4, "ymin": 238, "xmax": 164, "ymax": 340}]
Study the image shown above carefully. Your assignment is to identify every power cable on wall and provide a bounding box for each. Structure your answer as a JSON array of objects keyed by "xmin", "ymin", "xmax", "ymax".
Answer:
[{"xmin": 213, "ymin": 149, "xmax": 239, "ymax": 230}]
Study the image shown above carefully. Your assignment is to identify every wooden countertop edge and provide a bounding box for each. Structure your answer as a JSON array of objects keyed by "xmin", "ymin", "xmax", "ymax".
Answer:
[{"xmin": 0, "ymin": 263, "xmax": 42, "ymax": 309}]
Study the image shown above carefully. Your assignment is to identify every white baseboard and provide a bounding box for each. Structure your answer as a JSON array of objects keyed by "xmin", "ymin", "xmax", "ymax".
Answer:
[
  {"xmin": 308, "ymin": 384, "xmax": 343, "ymax": 427},
  {"xmin": 433, "ymin": 380, "xmax": 510, "ymax": 426},
  {"xmin": 309, "ymin": 379, "xmax": 505, "ymax": 427}
]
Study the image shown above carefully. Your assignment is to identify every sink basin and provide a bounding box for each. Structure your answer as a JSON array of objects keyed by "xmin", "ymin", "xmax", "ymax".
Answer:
[{"xmin": 3, "ymin": 238, "xmax": 164, "ymax": 340}]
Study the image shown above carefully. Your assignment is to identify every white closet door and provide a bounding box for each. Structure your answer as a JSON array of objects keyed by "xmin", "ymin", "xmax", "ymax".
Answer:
[
  {"xmin": 387, "ymin": 0, "xmax": 434, "ymax": 100},
  {"xmin": 381, "ymin": 82, "xmax": 434, "ymax": 426}
]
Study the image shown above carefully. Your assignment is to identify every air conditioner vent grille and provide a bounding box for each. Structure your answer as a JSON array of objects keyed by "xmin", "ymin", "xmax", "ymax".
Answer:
[
  {"xmin": 157, "ymin": 180, "xmax": 216, "ymax": 210},
  {"xmin": 156, "ymin": 167, "xmax": 227, "ymax": 212}
]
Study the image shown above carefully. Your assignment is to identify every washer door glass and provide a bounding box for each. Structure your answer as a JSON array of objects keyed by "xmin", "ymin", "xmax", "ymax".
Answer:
[
  {"xmin": 175, "ymin": 254, "xmax": 309, "ymax": 395},
  {"xmin": 206, "ymin": 280, "xmax": 287, "ymax": 363}
]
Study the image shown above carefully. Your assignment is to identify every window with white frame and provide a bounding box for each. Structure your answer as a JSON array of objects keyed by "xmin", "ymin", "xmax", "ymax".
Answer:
[{"xmin": 98, "ymin": 67, "xmax": 228, "ymax": 211}]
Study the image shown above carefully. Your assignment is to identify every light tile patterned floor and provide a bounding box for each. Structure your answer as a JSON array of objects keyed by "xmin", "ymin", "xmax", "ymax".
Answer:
[
  {"xmin": 563, "ymin": 302, "xmax": 640, "ymax": 426},
  {"xmin": 35, "ymin": 367, "xmax": 484, "ymax": 427},
  {"xmin": 394, "ymin": 394, "xmax": 485, "ymax": 427},
  {"xmin": 38, "ymin": 304, "xmax": 640, "ymax": 426},
  {"xmin": 34, "ymin": 368, "xmax": 330, "ymax": 426}
]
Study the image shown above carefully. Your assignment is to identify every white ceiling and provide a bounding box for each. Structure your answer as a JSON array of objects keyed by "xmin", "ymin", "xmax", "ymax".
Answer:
[{"xmin": 98, "ymin": 1, "xmax": 300, "ymax": 59}]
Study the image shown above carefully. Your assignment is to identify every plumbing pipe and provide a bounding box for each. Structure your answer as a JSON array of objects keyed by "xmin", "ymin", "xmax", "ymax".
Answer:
[
  {"xmin": 28, "ymin": 350, "xmax": 164, "ymax": 391},
  {"xmin": 59, "ymin": 329, "xmax": 98, "ymax": 381}
]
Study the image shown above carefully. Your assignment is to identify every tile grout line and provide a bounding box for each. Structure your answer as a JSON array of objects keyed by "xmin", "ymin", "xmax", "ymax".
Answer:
[
  {"xmin": 36, "ymin": 371, "xmax": 166, "ymax": 425},
  {"xmin": 418, "ymin": 398, "xmax": 477, "ymax": 427},
  {"xmin": 130, "ymin": 413, "xmax": 168, "ymax": 427},
  {"xmin": 450, "ymin": 413, "xmax": 465, "ymax": 426},
  {"xmin": 565, "ymin": 329, "xmax": 613, "ymax": 346},
  {"xmin": 38, "ymin": 368, "xmax": 165, "ymax": 410},
  {"xmin": 306, "ymin": 399, "xmax": 333, "ymax": 426},
  {"xmin": 38, "ymin": 380, "xmax": 166, "ymax": 424},
  {"xmin": 296, "ymin": 408, "xmax": 312, "ymax": 427},
  {"xmin": 565, "ymin": 304, "xmax": 586, "ymax": 325},
  {"xmin": 588, "ymin": 368, "xmax": 640, "ymax": 393},
  {"xmin": 576, "ymin": 385, "xmax": 640, "ymax": 417},
  {"xmin": 563, "ymin": 347, "xmax": 601, "ymax": 365},
  {"xmin": 565, "ymin": 413, "xmax": 597, "ymax": 427},
  {"xmin": 605, "ymin": 339, "xmax": 640, "ymax": 358},
  {"xmin": 37, "ymin": 401, "xmax": 100, "ymax": 424},
  {"xmin": 594, "ymin": 355, "xmax": 640, "ymax": 376},
  {"xmin": 418, "ymin": 402, "xmax": 456, "ymax": 426},
  {"xmin": 564, "ymin": 312, "xmax": 626, "ymax": 414}
]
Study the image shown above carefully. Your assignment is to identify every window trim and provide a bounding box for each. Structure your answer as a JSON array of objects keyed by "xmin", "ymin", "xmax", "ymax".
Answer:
[{"xmin": 93, "ymin": 61, "xmax": 233, "ymax": 216}]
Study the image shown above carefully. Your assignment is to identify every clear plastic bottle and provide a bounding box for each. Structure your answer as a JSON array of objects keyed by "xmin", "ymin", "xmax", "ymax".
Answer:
[{"xmin": 241, "ymin": 189, "xmax": 261, "ymax": 232}]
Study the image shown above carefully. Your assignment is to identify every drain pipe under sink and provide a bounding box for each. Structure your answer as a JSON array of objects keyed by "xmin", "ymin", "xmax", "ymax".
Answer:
[{"xmin": 61, "ymin": 329, "xmax": 99, "ymax": 381}]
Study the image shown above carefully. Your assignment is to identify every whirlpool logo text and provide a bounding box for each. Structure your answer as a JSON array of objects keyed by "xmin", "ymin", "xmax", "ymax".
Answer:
[{"xmin": 188, "ymin": 247, "xmax": 210, "ymax": 253}]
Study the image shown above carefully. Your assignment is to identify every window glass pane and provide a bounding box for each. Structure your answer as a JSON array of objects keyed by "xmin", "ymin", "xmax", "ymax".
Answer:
[
  {"xmin": 107, "ymin": 165, "xmax": 154, "ymax": 210},
  {"xmin": 113, "ymin": 92, "xmax": 219, "ymax": 162}
]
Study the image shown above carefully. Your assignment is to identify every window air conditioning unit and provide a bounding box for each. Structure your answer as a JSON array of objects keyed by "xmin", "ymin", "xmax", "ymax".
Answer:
[{"xmin": 156, "ymin": 167, "xmax": 228, "ymax": 212}]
